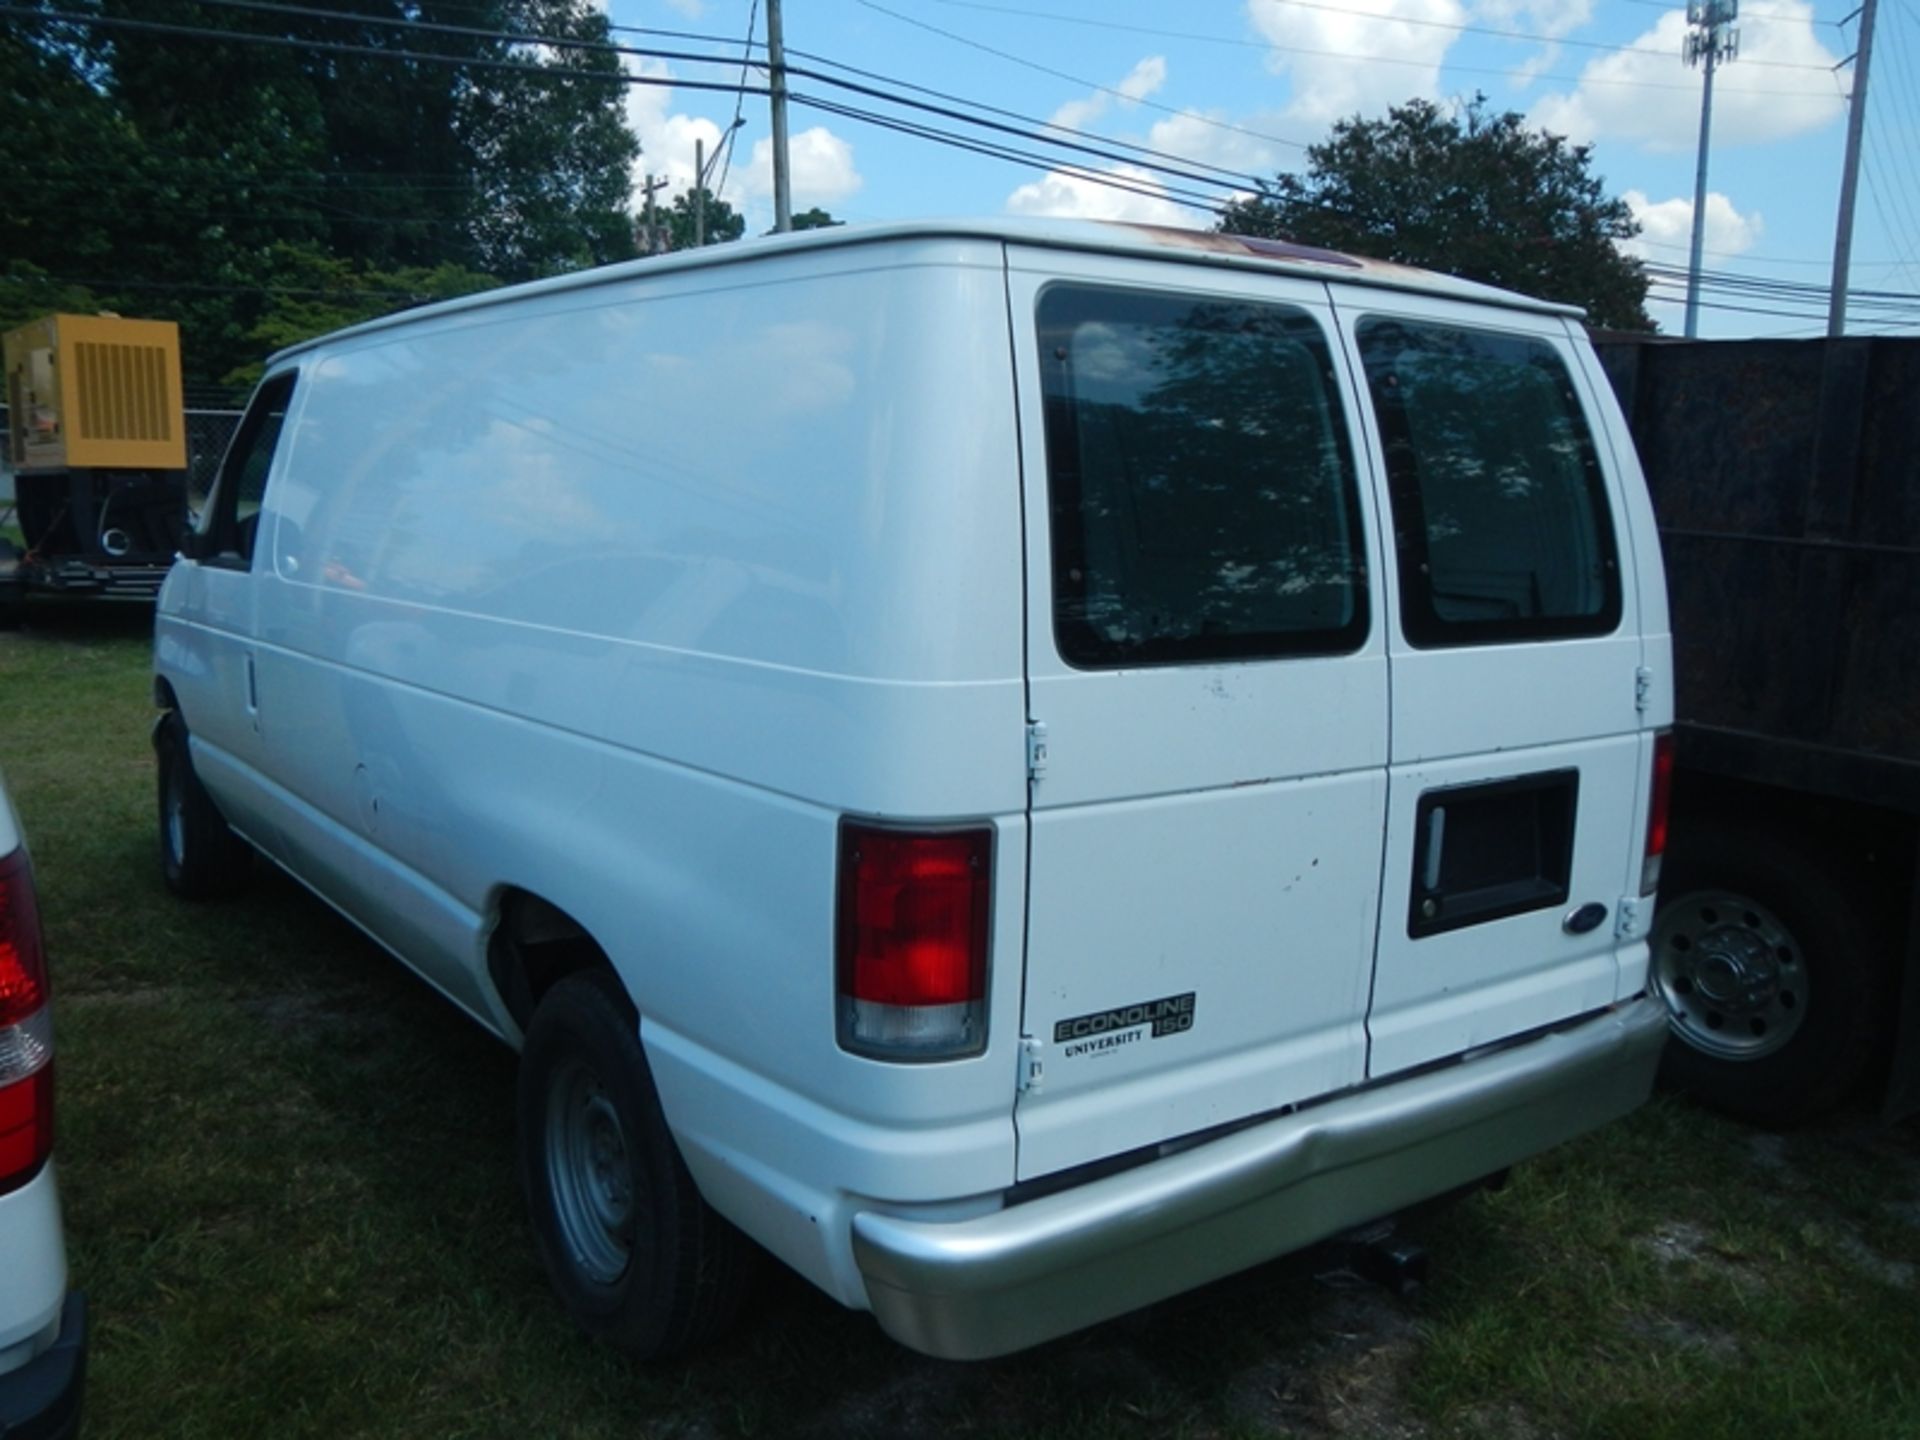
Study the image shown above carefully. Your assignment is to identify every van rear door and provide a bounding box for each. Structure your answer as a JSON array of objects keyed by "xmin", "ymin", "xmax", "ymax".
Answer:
[
  {"xmin": 1330, "ymin": 294, "xmax": 1650, "ymax": 1078},
  {"xmin": 1005, "ymin": 247, "xmax": 1391, "ymax": 1182}
]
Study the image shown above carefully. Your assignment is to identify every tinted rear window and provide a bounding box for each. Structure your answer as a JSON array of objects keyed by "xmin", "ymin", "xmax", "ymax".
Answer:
[
  {"xmin": 1358, "ymin": 319, "xmax": 1621, "ymax": 647},
  {"xmin": 1038, "ymin": 285, "xmax": 1368, "ymax": 668}
]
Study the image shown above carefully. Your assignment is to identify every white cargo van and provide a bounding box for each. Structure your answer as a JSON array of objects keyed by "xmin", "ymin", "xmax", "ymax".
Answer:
[{"xmin": 152, "ymin": 219, "xmax": 1673, "ymax": 1361}]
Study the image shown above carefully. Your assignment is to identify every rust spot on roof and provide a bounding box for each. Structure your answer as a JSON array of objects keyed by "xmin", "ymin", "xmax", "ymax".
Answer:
[{"xmin": 1119, "ymin": 224, "xmax": 1364, "ymax": 269}]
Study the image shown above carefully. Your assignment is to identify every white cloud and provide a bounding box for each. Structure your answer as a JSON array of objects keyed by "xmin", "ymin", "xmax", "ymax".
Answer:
[
  {"xmin": 1005, "ymin": 164, "xmax": 1192, "ymax": 226},
  {"xmin": 625, "ymin": 59, "xmax": 861, "ymax": 217},
  {"xmin": 1247, "ymin": 0, "xmax": 1466, "ymax": 125},
  {"xmin": 1143, "ymin": 108, "xmax": 1290, "ymax": 185},
  {"xmin": 1531, "ymin": 2, "xmax": 1844, "ymax": 149},
  {"xmin": 742, "ymin": 127, "xmax": 864, "ymax": 206},
  {"xmin": 661, "ymin": 0, "xmax": 703, "ymax": 15},
  {"xmin": 1621, "ymin": 188, "xmax": 1764, "ymax": 259},
  {"xmin": 1048, "ymin": 56, "xmax": 1169, "ymax": 132}
]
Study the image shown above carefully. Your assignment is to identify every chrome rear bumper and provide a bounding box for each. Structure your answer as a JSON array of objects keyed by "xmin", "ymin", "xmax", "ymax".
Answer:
[{"xmin": 853, "ymin": 995, "xmax": 1667, "ymax": 1360}]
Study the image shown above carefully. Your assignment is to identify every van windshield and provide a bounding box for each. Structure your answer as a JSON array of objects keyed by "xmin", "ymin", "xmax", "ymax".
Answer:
[
  {"xmin": 1357, "ymin": 319, "xmax": 1621, "ymax": 648},
  {"xmin": 1037, "ymin": 285, "xmax": 1368, "ymax": 669}
]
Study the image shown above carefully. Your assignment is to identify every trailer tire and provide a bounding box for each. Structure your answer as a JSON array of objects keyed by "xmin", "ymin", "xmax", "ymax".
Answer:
[
  {"xmin": 0, "ymin": 539, "xmax": 23, "ymax": 631},
  {"xmin": 1652, "ymin": 819, "xmax": 1887, "ymax": 1124},
  {"xmin": 156, "ymin": 713, "xmax": 253, "ymax": 900}
]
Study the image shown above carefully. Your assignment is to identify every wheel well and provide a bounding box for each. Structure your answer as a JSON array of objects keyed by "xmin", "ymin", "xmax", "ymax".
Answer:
[
  {"xmin": 1672, "ymin": 773, "xmax": 1917, "ymax": 942},
  {"xmin": 487, "ymin": 890, "xmax": 621, "ymax": 1033},
  {"xmin": 153, "ymin": 676, "xmax": 180, "ymax": 713}
]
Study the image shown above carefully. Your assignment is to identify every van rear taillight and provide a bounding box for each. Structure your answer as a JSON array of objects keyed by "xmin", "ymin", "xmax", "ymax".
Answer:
[
  {"xmin": 0, "ymin": 846, "xmax": 54, "ymax": 1196},
  {"xmin": 837, "ymin": 822, "xmax": 991, "ymax": 1060},
  {"xmin": 1642, "ymin": 730, "xmax": 1675, "ymax": 895}
]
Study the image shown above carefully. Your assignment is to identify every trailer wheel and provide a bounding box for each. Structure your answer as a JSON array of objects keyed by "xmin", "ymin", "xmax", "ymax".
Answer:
[
  {"xmin": 0, "ymin": 540, "xmax": 23, "ymax": 631},
  {"xmin": 156, "ymin": 713, "xmax": 253, "ymax": 900},
  {"xmin": 518, "ymin": 969, "xmax": 755, "ymax": 1358},
  {"xmin": 1652, "ymin": 820, "xmax": 1887, "ymax": 1124}
]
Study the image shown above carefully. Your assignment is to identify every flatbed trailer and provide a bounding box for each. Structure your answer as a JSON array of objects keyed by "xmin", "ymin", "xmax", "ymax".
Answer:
[{"xmin": 1598, "ymin": 335, "xmax": 1920, "ymax": 1122}]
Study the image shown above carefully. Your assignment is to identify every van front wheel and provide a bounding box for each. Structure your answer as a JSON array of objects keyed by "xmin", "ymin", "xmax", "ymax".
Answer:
[
  {"xmin": 156, "ymin": 713, "xmax": 252, "ymax": 900},
  {"xmin": 517, "ymin": 970, "xmax": 754, "ymax": 1358}
]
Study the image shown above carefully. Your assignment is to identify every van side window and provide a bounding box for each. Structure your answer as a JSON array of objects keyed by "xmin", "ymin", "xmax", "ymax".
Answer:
[
  {"xmin": 1357, "ymin": 320, "xmax": 1620, "ymax": 647},
  {"xmin": 1038, "ymin": 286, "xmax": 1369, "ymax": 668},
  {"xmin": 205, "ymin": 371, "xmax": 296, "ymax": 569}
]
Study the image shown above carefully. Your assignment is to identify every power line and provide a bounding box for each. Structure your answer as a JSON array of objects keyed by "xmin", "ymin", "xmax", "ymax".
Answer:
[
  {"xmin": 791, "ymin": 92, "xmax": 1229, "ymax": 212},
  {"xmin": 787, "ymin": 45, "xmax": 1273, "ymax": 183},
  {"xmin": 715, "ymin": 0, "xmax": 760, "ymax": 199}
]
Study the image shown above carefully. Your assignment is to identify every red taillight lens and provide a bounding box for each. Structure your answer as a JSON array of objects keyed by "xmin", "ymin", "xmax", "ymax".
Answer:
[
  {"xmin": 0, "ymin": 846, "xmax": 49, "ymax": 1027},
  {"xmin": 837, "ymin": 822, "xmax": 991, "ymax": 1060},
  {"xmin": 0, "ymin": 846, "xmax": 54, "ymax": 1195},
  {"xmin": 1642, "ymin": 730, "xmax": 1675, "ymax": 895}
]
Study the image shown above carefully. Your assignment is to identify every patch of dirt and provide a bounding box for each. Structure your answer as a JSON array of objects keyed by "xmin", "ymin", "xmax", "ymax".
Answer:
[
  {"xmin": 1222, "ymin": 1285, "xmax": 1429, "ymax": 1439},
  {"xmin": 1627, "ymin": 1315, "xmax": 1741, "ymax": 1364},
  {"xmin": 1637, "ymin": 1221, "xmax": 1712, "ymax": 1266},
  {"xmin": 1833, "ymin": 1230, "xmax": 1917, "ymax": 1291}
]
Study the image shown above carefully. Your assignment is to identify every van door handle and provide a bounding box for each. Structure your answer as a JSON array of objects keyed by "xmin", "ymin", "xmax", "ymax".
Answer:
[{"xmin": 245, "ymin": 654, "xmax": 259, "ymax": 714}]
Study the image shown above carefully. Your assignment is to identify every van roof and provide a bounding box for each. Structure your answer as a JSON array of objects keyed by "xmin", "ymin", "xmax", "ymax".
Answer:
[{"xmin": 265, "ymin": 217, "xmax": 1584, "ymax": 366}]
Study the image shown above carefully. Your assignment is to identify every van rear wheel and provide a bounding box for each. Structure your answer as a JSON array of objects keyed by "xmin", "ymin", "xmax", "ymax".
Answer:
[
  {"xmin": 517, "ymin": 969, "xmax": 754, "ymax": 1358},
  {"xmin": 1651, "ymin": 820, "xmax": 1885, "ymax": 1124},
  {"xmin": 155, "ymin": 713, "xmax": 252, "ymax": 900}
]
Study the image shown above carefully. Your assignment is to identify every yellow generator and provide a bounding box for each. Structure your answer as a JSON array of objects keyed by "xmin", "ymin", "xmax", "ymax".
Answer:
[{"xmin": 3, "ymin": 313, "xmax": 190, "ymax": 620}]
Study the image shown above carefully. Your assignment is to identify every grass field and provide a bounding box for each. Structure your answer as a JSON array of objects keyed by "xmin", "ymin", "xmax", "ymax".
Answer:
[{"xmin": 2, "ymin": 609, "xmax": 1917, "ymax": 1440}]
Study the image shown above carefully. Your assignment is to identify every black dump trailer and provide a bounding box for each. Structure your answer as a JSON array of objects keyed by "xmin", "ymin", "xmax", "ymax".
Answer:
[{"xmin": 1597, "ymin": 335, "xmax": 1920, "ymax": 1124}]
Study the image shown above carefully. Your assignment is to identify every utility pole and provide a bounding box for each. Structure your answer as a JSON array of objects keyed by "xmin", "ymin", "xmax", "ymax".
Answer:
[
  {"xmin": 638, "ymin": 173, "xmax": 667, "ymax": 255},
  {"xmin": 695, "ymin": 138, "xmax": 706, "ymax": 248},
  {"xmin": 766, "ymin": 0, "xmax": 792, "ymax": 232},
  {"xmin": 1828, "ymin": 0, "xmax": 1880, "ymax": 336},
  {"xmin": 1682, "ymin": 0, "xmax": 1739, "ymax": 339}
]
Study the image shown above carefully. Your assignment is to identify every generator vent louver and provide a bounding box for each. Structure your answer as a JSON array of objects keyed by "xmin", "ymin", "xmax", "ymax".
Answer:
[{"xmin": 74, "ymin": 342, "xmax": 173, "ymax": 443}]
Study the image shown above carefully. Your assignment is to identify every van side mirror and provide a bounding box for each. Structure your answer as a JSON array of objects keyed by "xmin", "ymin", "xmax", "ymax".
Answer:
[{"xmin": 179, "ymin": 529, "xmax": 213, "ymax": 562}]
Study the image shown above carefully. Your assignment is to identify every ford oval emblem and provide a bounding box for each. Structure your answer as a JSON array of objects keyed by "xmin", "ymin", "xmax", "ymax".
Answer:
[{"xmin": 1563, "ymin": 902, "xmax": 1608, "ymax": 935}]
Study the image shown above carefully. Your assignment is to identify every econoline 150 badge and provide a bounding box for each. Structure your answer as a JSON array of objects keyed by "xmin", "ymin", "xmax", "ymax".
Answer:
[{"xmin": 1052, "ymin": 992, "xmax": 1197, "ymax": 1058}]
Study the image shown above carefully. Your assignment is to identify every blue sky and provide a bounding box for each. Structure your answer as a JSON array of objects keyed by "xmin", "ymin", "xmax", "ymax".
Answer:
[{"xmin": 609, "ymin": 0, "xmax": 1920, "ymax": 335}]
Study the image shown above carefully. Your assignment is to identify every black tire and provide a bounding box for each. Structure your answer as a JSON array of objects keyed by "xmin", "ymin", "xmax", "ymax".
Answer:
[
  {"xmin": 155, "ymin": 713, "xmax": 252, "ymax": 900},
  {"xmin": 517, "ymin": 969, "xmax": 755, "ymax": 1358},
  {"xmin": 1651, "ymin": 818, "xmax": 1889, "ymax": 1125},
  {"xmin": 0, "ymin": 538, "xmax": 24, "ymax": 631}
]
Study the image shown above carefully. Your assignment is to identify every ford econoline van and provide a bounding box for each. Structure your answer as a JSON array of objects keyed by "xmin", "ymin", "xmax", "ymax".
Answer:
[{"xmin": 152, "ymin": 219, "xmax": 1673, "ymax": 1361}]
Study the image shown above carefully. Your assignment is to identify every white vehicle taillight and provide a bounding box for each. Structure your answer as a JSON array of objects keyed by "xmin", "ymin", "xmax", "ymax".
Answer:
[
  {"xmin": 1642, "ymin": 730, "xmax": 1675, "ymax": 896},
  {"xmin": 0, "ymin": 846, "xmax": 54, "ymax": 1197},
  {"xmin": 836, "ymin": 822, "xmax": 991, "ymax": 1060}
]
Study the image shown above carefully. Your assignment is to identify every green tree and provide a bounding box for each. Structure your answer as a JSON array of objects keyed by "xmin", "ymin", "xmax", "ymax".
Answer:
[
  {"xmin": 788, "ymin": 207, "xmax": 843, "ymax": 231},
  {"xmin": 1220, "ymin": 96, "xmax": 1652, "ymax": 331},
  {"xmin": 1, "ymin": 0, "xmax": 638, "ymax": 390},
  {"xmin": 664, "ymin": 188, "xmax": 745, "ymax": 250}
]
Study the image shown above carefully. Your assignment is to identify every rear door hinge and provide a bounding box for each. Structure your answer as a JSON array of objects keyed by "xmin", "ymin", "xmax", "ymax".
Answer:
[
  {"xmin": 1616, "ymin": 896, "xmax": 1643, "ymax": 941},
  {"xmin": 1026, "ymin": 720, "xmax": 1049, "ymax": 782},
  {"xmin": 1634, "ymin": 666, "xmax": 1653, "ymax": 714},
  {"xmin": 1018, "ymin": 1035, "xmax": 1045, "ymax": 1094}
]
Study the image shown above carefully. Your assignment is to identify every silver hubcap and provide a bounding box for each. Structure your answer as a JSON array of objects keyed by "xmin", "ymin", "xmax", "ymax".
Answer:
[
  {"xmin": 165, "ymin": 773, "xmax": 188, "ymax": 864},
  {"xmin": 544, "ymin": 1059, "xmax": 635, "ymax": 1285},
  {"xmin": 1653, "ymin": 889, "xmax": 1808, "ymax": 1060}
]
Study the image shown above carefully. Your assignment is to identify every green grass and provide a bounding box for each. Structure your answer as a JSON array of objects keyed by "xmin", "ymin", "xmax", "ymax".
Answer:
[{"xmin": 2, "ymin": 613, "xmax": 1917, "ymax": 1440}]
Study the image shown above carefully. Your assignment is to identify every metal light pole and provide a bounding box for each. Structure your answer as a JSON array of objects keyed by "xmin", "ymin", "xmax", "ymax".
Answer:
[
  {"xmin": 1683, "ymin": 0, "xmax": 1739, "ymax": 339},
  {"xmin": 1828, "ymin": 0, "xmax": 1881, "ymax": 336}
]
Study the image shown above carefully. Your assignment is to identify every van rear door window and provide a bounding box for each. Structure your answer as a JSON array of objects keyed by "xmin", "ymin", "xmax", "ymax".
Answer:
[
  {"xmin": 1037, "ymin": 285, "xmax": 1368, "ymax": 669},
  {"xmin": 1357, "ymin": 319, "xmax": 1621, "ymax": 647}
]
